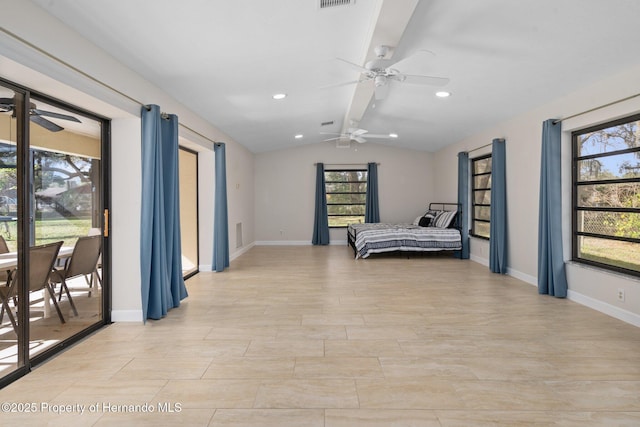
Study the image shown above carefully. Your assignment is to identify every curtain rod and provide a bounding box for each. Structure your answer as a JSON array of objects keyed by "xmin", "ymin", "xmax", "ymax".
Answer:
[
  {"xmin": 553, "ymin": 92, "xmax": 640, "ymax": 124},
  {"xmin": 1, "ymin": 27, "xmax": 219, "ymax": 146},
  {"xmin": 466, "ymin": 142, "xmax": 492, "ymax": 154}
]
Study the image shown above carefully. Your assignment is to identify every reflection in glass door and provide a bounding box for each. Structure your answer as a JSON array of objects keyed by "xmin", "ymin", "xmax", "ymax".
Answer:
[
  {"xmin": 29, "ymin": 97, "xmax": 104, "ymax": 360},
  {"xmin": 0, "ymin": 84, "xmax": 21, "ymax": 378},
  {"xmin": 179, "ymin": 147, "xmax": 198, "ymax": 278},
  {"xmin": 0, "ymin": 80, "xmax": 108, "ymax": 385}
]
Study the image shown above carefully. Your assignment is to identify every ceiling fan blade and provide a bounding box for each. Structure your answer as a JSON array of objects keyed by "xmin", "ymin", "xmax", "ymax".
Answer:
[
  {"xmin": 361, "ymin": 133, "xmax": 389, "ymax": 139},
  {"xmin": 319, "ymin": 132, "xmax": 342, "ymax": 136},
  {"xmin": 336, "ymin": 57, "xmax": 371, "ymax": 74},
  {"xmin": 353, "ymin": 136, "xmax": 367, "ymax": 143},
  {"xmin": 32, "ymin": 109, "xmax": 81, "ymax": 122},
  {"xmin": 323, "ymin": 137, "xmax": 341, "ymax": 142},
  {"xmin": 30, "ymin": 115, "xmax": 64, "ymax": 132},
  {"xmin": 351, "ymin": 128, "xmax": 368, "ymax": 136},
  {"xmin": 388, "ymin": 49, "xmax": 435, "ymax": 70},
  {"xmin": 402, "ymin": 74, "xmax": 450, "ymax": 86},
  {"xmin": 319, "ymin": 79, "xmax": 364, "ymax": 90},
  {"xmin": 0, "ymin": 98, "xmax": 13, "ymax": 107},
  {"xmin": 374, "ymin": 84, "xmax": 390, "ymax": 100}
]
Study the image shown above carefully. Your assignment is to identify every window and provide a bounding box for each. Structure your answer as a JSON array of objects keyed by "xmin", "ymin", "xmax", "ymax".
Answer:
[
  {"xmin": 325, "ymin": 169, "xmax": 367, "ymax": 227},
  {"xmin": 572, "ymin": 114, "xmax": 640, "ymax": 276},
  {"xmin": 471, "ymin": 154, "xmax": 492, "ymax": 239}
]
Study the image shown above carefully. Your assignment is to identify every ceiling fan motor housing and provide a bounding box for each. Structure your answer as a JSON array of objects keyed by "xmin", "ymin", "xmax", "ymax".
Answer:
[{"xmin": 374, "ymin": 75, "xmax": 387, "ymax": 87}]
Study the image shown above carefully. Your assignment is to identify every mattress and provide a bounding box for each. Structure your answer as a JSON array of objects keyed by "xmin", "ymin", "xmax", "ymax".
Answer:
[{"xmin": 348, "ymin": 223, "xmax": 462, "ymax": 259}]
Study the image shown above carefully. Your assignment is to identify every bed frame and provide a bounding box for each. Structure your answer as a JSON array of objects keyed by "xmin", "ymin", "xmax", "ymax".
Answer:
[{"xmin": 347, "ymin": 202, "xmax": 463, "ymax": 257}]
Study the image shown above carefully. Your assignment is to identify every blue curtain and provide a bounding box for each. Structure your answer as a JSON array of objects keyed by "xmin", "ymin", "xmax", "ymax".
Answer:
[
  {"xmin": 456, "ymin": 152, "xmax": 470, "ymax": 259},
  {"xmin": 140, "ymin": 105, "xmax": 187, "ymax": 321},
  {"xmin": 489, "ymin": 138, "xmax": 507, "ymax": 273},
  {"xmin": 213, "ymin": 142, "xmax": 230, "ymax": 272},
  {"xmin": 365, "ymin": 162, "xmax": 380, "ymax": 223},
  {"xmin": 538, "ymin": 119, "xmax": 568, "ymax": 297},
  {"xmin": 312, "ymin": 163, "xmax": 330, "ymax": 245}
]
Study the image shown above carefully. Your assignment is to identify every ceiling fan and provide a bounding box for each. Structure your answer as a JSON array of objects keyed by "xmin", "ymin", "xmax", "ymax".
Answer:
[
  {"xmin": 330, "ymin": 45, "xmax": 450, "ymax": 100},
  {"xmin": 321, "ymin": 127, "xmax": 394, "ymax": 144},
  {"xmin": 0, "ymin": 97, "xmax": 81, "ymax": 132}
]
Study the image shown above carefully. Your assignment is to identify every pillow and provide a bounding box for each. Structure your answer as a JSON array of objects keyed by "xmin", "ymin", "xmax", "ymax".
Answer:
[
  {"xmin": 432, "ymin": 210, "xmax": 457, "ymax": 228},
  {"xmin": 413, "ymin": 215, "xmax": 422, "ymax": 226},
  {"xmin": 423, "ymin": 210, "xmax": 438, "ymax": 222},
  {"xmin": 418, "ymin": 216, "xmax": 431, "ymax": 227}
]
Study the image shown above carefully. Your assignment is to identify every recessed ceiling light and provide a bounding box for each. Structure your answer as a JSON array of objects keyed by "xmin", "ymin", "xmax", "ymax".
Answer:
[
  {"xmin": 294, "ymin": 134, "xmax": 303, "ymax": 139},
  {"xmin": 272, "ymin": 93, "xmax": 287, "ymax": 100},
  {"xmin": 435, "ymin": 91, "xmax": 451, "ymax": 98},
  {"xmin": 389, "ymin": 133, "xmax": 398, "ymax": 138}
]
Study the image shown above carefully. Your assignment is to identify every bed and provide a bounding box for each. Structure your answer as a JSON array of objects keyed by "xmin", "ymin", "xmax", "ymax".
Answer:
[{"xmin": 347, "ymin": 202, "xmax": 463, "ymax": 259}]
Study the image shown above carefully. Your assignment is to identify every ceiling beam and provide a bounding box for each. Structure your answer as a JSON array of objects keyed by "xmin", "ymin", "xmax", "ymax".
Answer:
[{"xmin": 342, "ymin": 0, "xmax": 419, "ymax": 131}]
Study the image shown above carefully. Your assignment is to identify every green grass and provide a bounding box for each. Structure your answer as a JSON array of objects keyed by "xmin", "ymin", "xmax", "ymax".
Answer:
[
  {"xmin": 580, "ymin": 237, "xmax": 640, "ymax": 272},
  {"xmin": 2, "ymin": 217, "xmax": 92, "ymax": 252},
  {"xmin": 329, "ymin": 216, "xmax": 365, "ymax": 228}
]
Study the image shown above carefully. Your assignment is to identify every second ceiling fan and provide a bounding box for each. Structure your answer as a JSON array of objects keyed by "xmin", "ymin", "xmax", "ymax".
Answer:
[
  {"xmin": 321, "ymin": 126, "xmax": 395, "ymax": 144},
  {"xmin": 0, "ymin": 97, "xmax": 81, "ymax": 132}
]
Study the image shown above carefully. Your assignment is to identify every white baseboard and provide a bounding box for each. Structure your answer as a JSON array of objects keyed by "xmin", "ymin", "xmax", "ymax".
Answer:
[
  {"xmin": 470, "ymin": 254, "xmax": 537, "ymax": 286},
  {"xmin": 468, "ymin": 256, "xmax": 640, "ymax": 328},
  {"xmin": 255, "ymin": 240, "xmax": 310, "ymax": 246},
  {"xmin": 197, "ymin": 243, "xmax": 256, "ymax": 272},
  {"xmin": 231, "ymin": 242, "xmax": 255, "ymax": 261},
  {"xmin": 470, "ymin": 253, "xmax": 488, "ymax": 267},
  {"xmin": 506, "ymin": 267, "xmax": 537, "ymax": 286},
  {"xmin": 255, "ymin": 240, "xmax": 349, "ymax": 246},
  {"xmin": 111, "ymin": 310, "xmax": 143, "ymax": 323},
  {"xmin": 568, "ymin": 290, "xmax": 640, "ymax": 328},
  {"xmin": 504, "ymin": 265, "xmax": 640, "ymax": 327}
]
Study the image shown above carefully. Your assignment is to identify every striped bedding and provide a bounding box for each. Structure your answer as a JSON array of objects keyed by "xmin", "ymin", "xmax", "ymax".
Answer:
[{"xmin": 348, "ymin": 223, "xmax": 462, "ymax": 259}]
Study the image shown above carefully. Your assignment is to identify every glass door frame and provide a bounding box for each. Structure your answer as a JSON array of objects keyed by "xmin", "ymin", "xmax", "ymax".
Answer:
[
  {"xmin": 179, "ymin": 146, "xmax": 199, "ymax": 280},
  {"xmin": 0, "ymin": 77, "xmax": 111, "ymax": 388}
]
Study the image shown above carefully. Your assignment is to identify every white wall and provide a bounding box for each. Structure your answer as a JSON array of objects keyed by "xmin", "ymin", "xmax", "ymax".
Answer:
[
  {"xmin": 432, "ymin": 64, "xmax": 640, "ymax": 326},
  {"xmin": 255, "ymin": 142, "xmax": 435, "ymax": 244},
  {"xmin": 226, "ymin": 139, "xmax": 256, "ymax": 258},
  {"xmin": 0, "ymin": 1, "xmax": 255, "ymax": 321},
  {"xmin": 110, "ymin": 119, "xmax": 142, "ymax": 321}
]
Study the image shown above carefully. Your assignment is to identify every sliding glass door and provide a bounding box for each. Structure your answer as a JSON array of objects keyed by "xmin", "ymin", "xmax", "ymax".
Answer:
[
  {"xmin": 0, "ymin": 79, "xmax": 109, "ymax": 385},
  {"xmin": 179, "ymin": 147, "xmax": 198, "ymax": 278},
  {"xmin": 0, "ymin": 83, "xmax": 23, "ymax": 379}
]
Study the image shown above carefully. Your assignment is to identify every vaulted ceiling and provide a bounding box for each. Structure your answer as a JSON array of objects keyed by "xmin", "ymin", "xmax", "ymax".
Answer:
[{"xmin": 31, "ymin": 0, "xmax": 640, "ymax": 153}]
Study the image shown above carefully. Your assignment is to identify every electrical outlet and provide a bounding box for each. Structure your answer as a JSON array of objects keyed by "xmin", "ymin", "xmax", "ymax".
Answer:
[{"xmin": 617, "ymin": 288, "xmax": 625, "ymax": 302}]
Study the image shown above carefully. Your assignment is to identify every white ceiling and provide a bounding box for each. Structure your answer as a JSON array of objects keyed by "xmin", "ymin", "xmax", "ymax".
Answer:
[{"xmin": 31, "ymin": 0, "xmax": 640, "ymax": 153}]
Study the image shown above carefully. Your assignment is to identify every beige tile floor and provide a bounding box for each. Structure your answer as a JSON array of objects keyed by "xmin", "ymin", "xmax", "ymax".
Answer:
[
  {"xmin": 0, "ymin": 275, "xmax": 103, "ymax": 370},
  {"xmin": 1, "ymin": 245, "xmax": 639, "ymax": 426}
]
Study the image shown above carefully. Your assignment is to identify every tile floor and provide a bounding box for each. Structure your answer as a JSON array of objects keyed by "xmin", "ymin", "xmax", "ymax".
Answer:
[{"xmin": 0, "ymin": 245, "xmax": 639, "ymax": 426}]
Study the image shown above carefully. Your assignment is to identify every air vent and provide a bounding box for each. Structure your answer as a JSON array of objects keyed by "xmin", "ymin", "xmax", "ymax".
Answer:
[
  {"xmin": 321, "ymin": 120, "xmax": 334, "ymax": 127},
  {"xmin": 319, "ymin": 0, "xmax": 355, "ymax": 9}
]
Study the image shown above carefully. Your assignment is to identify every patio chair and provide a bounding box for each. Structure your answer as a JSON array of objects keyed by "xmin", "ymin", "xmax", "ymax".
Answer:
[
  {"xmin": 86, "ymin": 228, "xmax": 103, "ymax": 291},
  {"xmin": 0, "ymin": 241, "xmax": 65, "ymax": 333},
  {"xmin": 50, "ymin": 235, "xmax": 101, "ymax": 312},
  {"xmin": 0, "ymin": 235, "xmax": 11, "ymax": 284},
  {"xmin": 0, "ymin": 235, "xmax": 9, "ymax": 254}
]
